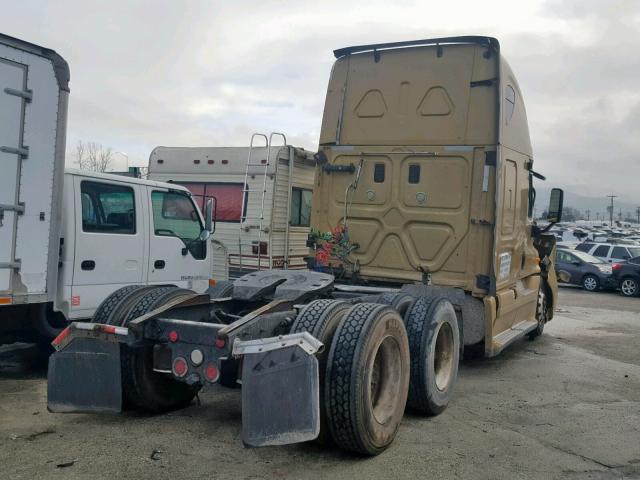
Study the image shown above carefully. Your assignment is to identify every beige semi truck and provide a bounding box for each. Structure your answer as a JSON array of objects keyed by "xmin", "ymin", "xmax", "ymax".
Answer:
[{"xmin": 48, "ymin": 36, "xmax": 563, "ymax": 456}]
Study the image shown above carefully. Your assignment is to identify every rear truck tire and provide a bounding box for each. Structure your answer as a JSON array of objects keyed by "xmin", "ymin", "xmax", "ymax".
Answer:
[
  {"xmin": 290, "ymin": 299, "xmax": 351, "ymax": 444},
  {"xmin": 377, "ymin": 292, "xmax": 415, "ymax": 318},
  {"xmin": 207, "ymin": 280, "xmax": 234, "ymax": 299},
  {"xmin": 528, "ymin": 287, "xmax": 548, "ymax": 340},
  {"xmin": 620, "ymin": 277, "xmax": 640, "ymax": 297},
  {"xmin": 404, "ymin": 296, "xmax": 460, "ymax": 416},
  {"xmin": 106, "ymin": 286, "xmax": 201, "ymax": 413},
  {"xmin": 325, "ymin": 303, "xmax": 410, "ymax": 455},
  {"xmin": 582, "ymin": 274, "xmax": 599, "ymax": 292}
]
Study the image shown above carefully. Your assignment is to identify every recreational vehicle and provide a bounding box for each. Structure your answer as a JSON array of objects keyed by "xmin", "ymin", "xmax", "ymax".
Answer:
[{"xmin": 148, "ymin": 139, "xmax": 315, "ymax": 280}]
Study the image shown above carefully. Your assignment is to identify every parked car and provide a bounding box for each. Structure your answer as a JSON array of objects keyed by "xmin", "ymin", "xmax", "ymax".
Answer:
[
  {"xmin": 555, "ymin": 249, "xmax": 616, "ymax": 291},
  {"xmin": 612, "ymin": 257, "xmax": 640, "ymax": 297},
  {"xmin": 574, "ymin": 242, "xmax": 640, "ymax": 264}
]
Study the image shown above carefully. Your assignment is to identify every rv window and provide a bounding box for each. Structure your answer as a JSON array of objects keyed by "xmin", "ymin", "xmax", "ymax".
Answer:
[
  {"xmin": 174, "ymin": 182, "xmax": 245, "ymax": 222},
  {"xmin": 151, "ymin": 190, "xmax": 205, "ymax": 259},
  {"xmin": 290, "ymin": 187, "xmax": 312, "ymax": 227},
  {"xmin": 81, "ymin": 181, "xmax": 136, "ymax": 234}
]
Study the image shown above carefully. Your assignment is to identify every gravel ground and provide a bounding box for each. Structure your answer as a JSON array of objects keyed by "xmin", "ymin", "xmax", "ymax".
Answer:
[{"xmin": 0, "ymin": 288, "xmax": 638, "ymax": 479}]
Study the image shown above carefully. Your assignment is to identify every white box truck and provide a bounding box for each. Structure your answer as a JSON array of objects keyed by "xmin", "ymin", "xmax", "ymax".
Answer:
[
  {"xmin": 148, "ymin": 135, "xmax": 315, "ymax": 281},
  {"xmin": 0, "ymin": 34, "xmax": 213, "ymax": 344}
]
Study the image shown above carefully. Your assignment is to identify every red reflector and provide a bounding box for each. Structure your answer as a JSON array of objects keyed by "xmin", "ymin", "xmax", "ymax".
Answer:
[
  {"xmin": 204, "ymin": 362, "xmax": 219, "ymax": 383},
  {"xmin": 101, "ymin": 325, "xmax": 117, "ymax": 334},
  {"xmin": 52, "ymin": 326, "xmax": 71, "ymax": 346},
  {"xmin": 207, "ymin": 159, "xmax": 214, "ymax": 165},
  {"xmin": 214, "ymin": 337, "xmax": 226, "ymax": 349},
  {"xmin": 173, "ymin": 357, "xmax": 188, "ymax": 378},
  {"xmin": 168, "ymin": 331, "xmax": 179, "ymax": 343},
  {"xmin": 221, "ymin": 159, "xmax": 229, "ymax": 165}
]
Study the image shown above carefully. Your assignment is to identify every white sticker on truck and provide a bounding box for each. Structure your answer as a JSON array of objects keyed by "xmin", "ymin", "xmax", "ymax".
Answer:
[{"xmin": 499, "ymin": 252, "xmax": 511, "ymax": 281}]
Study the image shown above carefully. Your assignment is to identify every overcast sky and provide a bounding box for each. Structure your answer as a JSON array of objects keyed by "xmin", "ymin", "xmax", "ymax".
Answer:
[{"xmin": 3, "ymin": 0, "xmax": 639, "ymax": 203}]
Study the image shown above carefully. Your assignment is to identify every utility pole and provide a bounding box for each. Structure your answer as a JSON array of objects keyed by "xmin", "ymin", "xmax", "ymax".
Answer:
[
  {"xmin": 606, "ymin": 195, "xmax": 617, "ymax": 227},
  {"xmin": 636, "ymin": 206, "xmax": 640, "ymax": 224},
  {"xmin": 585, "ymin": 209, "xmax": 591, "ymax": 221}
]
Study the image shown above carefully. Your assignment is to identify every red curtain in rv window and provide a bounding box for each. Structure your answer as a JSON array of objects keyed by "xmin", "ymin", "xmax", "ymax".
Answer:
[{"xmin": 174, "ymin": 182, "xmax": 245, "ymax": 222}]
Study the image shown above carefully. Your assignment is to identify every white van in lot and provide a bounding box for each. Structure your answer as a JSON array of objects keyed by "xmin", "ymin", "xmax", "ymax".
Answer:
[
  {"xmin": 575, "ymin": 242, "xmax": 640, "ymax": 264},
  {"xmin": 0, "ymin": 33, "xmax": 212, "ymax": 344}
]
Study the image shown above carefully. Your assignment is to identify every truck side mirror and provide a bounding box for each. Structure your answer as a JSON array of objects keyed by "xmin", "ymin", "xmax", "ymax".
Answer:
[
  {"xmin": 204, "ymin": 198, "xmax": 215, "ymax": 234},
  {"xmin": 547, "ymin": 188, "xmax": 564, "ymax": 223}
]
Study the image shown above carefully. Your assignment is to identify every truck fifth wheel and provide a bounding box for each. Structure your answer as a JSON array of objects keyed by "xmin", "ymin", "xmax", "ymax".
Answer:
[{"xmin": 48, "ymin": 36, "xmax": 564, "ymax": 456}]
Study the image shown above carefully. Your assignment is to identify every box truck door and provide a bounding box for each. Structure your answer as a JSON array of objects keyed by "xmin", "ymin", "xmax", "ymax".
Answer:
[
  {"xmin": 0, "ymin": 59, "xmax": 26, "ymax": 293},
  {"xmin": 70, "ymin": 177, "xmax": 145, "ymax": 318},
  {"xmin": 147, "ymin": 187, "xmax": 209, "ymax": 292}
]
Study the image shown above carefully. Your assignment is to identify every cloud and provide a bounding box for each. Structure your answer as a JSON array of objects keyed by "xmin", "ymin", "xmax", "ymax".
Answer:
[{"xmin": 2, "ymin": 0, "xmax": 638, "ymax": 202}]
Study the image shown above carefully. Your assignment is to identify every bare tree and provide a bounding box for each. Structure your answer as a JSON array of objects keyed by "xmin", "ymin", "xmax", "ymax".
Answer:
[{"xmin": 75, "ymin": 140, "xmax": 114, "ymax": 172}]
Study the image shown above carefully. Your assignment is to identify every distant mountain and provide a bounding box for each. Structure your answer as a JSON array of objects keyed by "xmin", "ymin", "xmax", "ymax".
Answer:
[{"xmin": 535, "ymin": 187, "xmax": 639, "ymax": 222}]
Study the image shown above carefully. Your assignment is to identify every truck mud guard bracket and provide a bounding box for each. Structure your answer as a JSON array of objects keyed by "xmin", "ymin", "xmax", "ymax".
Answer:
[{"xmin": 237, "ymin": 333, "xmax": 322, "ymax": 447}]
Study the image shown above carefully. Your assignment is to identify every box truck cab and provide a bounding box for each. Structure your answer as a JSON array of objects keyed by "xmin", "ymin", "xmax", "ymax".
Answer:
[{"xmin": 58, "ymin": 170, "xmax": 212, "ymax": 320}]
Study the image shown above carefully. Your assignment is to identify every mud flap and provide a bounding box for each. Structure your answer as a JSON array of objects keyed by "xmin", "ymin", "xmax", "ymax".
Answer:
[
  {"xmin": 237, "ymin": 334, "xmax": 322, "ymax": 447},
  {"xmin": 47, "ymin": 338, "xmax": 122, "ymax": 413}
]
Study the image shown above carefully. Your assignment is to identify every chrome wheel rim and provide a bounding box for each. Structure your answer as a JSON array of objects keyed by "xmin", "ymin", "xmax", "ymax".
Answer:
[
  {"xmin": 621, "ymin": 279, "xmax": 637, "ymax": 296},
  {"xmin": 584, "ymin": 277, "xmax": 597, "ymax": 291}
]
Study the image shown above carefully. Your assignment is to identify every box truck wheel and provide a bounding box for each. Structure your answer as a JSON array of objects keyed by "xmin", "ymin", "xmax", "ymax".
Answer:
[
  {"xmin": 325, "ymin": 303, "xmax": 409, "ymax": 455},
  {"xmin": 34, "ymin": 303, "xmax": 69, "ymax": 341},
  {"xmin": 106, "ymin": 286, "xmax": 201, "ymax": 413},
  {"xmin": 93, "ymin": 284, "xmax": 157, "ymax": 324},
  {"xmin": 404, "ymin": 296, "xmax": 460, "ymax": 415},
  {"xmin": 290, "ymin": 299, "xmax": 351, "ymax": 443}
]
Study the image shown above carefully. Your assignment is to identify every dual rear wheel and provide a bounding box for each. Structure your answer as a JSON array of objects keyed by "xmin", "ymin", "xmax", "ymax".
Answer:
[
  {"xmin": 296, "ymin": 293, "xmax": 460, "ymax": 455},
  {"xmin": 97, "ymin": 285, "xmax": 201, "ymax": 413}
]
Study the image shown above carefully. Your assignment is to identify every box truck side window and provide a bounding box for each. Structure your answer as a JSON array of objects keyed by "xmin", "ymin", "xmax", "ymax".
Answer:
[
  {"xmin": 151, "ymin": 190, "xmax": 205, "ymax": 259},
  {"xmin": 81, "ymin": 181, "xmax": 136, "ymax": 234},
  {"xmin": 172, "ymin": 182, "xmax": 245, "ymax": 223},
  {"xmin": 290, "ymin": 188, "xmax": 312, "ymax": 227}
]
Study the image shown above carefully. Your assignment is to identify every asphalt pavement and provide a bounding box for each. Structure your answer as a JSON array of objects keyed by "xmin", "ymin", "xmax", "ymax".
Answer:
[{"xmin": 0, "ymin": 287, "xmax": 638, "ymax": 479}]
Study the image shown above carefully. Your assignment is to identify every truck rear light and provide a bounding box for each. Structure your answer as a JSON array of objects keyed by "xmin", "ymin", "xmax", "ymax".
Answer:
[
  {"xmin": 215, "ymin": 337, "xmax": 226, "ymax": 349},
  {"xmin": 168, "ymin": 331, "xmax": 179, "ymax": 343},
  {"xmin": 204, "ymin": 362, "xmax": 220, "ymax": 383},
  {"xmin": 0, "ymin": 296, "xmax": 12, "ymax": 305},
  {"xmin": 172, "ymin": 357, "xmax": 188, "ymax": 378},
  {"xmin": 190, "ymin": 349, "xmax": 204, "ymax": 366},
  {"xmin": 207, "ymin": 159, "xmax": 214, "ymax": 165}
]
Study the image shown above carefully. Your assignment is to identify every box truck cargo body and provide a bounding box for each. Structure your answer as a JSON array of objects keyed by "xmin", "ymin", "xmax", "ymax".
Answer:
[{"xmin": 0, "ymin": 34, "xmax": 212, "ymax": 343}]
